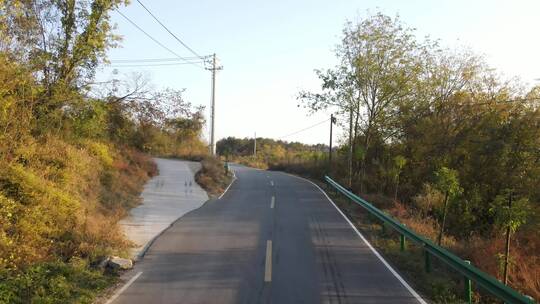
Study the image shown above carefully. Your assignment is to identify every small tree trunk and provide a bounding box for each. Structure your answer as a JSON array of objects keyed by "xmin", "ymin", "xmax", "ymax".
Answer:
[
  {"xmin": 437, "ymin": 191, "xmax": 449, "ymax": 246},
  {"xmin": 348, "ymin": 107, "xmax": 353, "ymax": 188},
  {"xmin": 394, "ymin": 175, "xmax": 400, "ymax": 203},
  {"xmin": 503, "ymin": 192, "xmax": 513, "ymax": 285}
]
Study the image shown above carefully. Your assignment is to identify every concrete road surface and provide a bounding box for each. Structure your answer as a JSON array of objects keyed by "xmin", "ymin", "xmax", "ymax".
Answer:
[
  {"xmin": 119, "ymin": 158, "xmax": 208, "ymax": 259},
  {"xmin": 109, "ymin": 165, "xmax": 425, "ymax": 304}
]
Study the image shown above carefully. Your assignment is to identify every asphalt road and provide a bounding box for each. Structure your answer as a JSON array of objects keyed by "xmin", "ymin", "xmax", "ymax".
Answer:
[{"xmin": 109, "ymin": 165, "xmax": 425, "ymax": 304}]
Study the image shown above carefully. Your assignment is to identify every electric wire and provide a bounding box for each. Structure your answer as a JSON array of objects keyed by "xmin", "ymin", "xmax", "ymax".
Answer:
[
  {"xmin": 110, "ymin": 57, "xmax": 202, "ymax": 63},
  {"xmin": 116, "ymin": 10, "xmax": 204, "ymax": 69},
  {"xmin": 106, "ymin": 61, "xmax": 206, "ymax": 68},
  {"xmin": 278, "ymin": 118, "xmax": 330, "ymax": 139},
  {"xmin": 135, "ymin": 0, "xmax": 204, "ymax": 59}
]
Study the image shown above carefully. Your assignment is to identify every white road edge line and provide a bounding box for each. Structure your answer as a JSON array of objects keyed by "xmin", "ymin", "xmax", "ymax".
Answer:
[
  {"xmin": 264, "ymin": 240, "xmax": 272, "ymax": 282},
  {"xmin": 283, "ymin": 173, "xmax": 427, "ymax": 304},
  {"xmin": 218, "ymin": 170, "xmax": 237, "ymax": 200},
  {"xmin": 105, "ymin": 271, "xmax": 143, "ymax": 304},
  {"xmin": 271, "ymin": 196, "xmax": 275, "ymax": 209}
]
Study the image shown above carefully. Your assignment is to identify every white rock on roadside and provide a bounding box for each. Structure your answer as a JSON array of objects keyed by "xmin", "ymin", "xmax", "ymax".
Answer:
[{"xmin": 108, "ymin": 256, "xmax": 133, "ymax": 270}]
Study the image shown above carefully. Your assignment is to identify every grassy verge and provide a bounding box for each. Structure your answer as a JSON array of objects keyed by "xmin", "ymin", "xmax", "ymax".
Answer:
[{"xmin": 195, "ymin": 157, "xmax": 233, "ymax": 197}]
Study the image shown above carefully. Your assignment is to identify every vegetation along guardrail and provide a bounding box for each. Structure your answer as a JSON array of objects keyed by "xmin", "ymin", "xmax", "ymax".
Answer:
[{"xmin": 324, "ymin": 176, "xmax": 535, "ymax": 304}]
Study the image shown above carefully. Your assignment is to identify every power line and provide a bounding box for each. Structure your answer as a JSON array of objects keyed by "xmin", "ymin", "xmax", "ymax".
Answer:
[
  {"xmin": 110, "ymin": 57, "xmax": 203, "ymax": 63},
  {"xmin": 116, "ymin": 10, "xmax": 204, "ymax": 69},
  {"xmin": 106, "ymin": 61, "xmax": 206, "ymax": 68},
  {"xmin": 135, "ymin": 0, "xmax": 204, "ymax": 59},
  {"xmin": 278, "ymin": 118, "xmax": 330, "ymax": 140}
]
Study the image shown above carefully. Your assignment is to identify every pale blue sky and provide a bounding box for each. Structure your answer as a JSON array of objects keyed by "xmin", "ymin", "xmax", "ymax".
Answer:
[{"xmin": 96, "ymin": 0, "xmax": 540, "ymax": 145}]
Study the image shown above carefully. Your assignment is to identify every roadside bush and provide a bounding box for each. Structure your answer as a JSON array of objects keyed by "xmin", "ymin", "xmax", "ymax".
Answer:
[
  {"xmin": 228, "ymin": 156, "xmax": 268, "ymax": 170},
  {"xmin": 195, "ymin": 157, "xmax": 232, "ymax": 196},
  {"xmin": 0, "ymin": 135, "xmax": 155, "ymax": 302},
  {"xmin": 0, "ymin": 259, "xmax": 115, "ymax": 304}
]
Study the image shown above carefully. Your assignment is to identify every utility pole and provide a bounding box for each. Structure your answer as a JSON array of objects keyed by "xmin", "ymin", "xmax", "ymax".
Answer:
[
  {"xmin": 207, "ymin": 53, "xmax": 222, "ymax": 156},
  {"xmin": 328, "ymin": 114, "xmax": 336, "ymax": 176},
  {"xmin": 253, "ymin": 132, "xmax": 257, "ymax": 158}
]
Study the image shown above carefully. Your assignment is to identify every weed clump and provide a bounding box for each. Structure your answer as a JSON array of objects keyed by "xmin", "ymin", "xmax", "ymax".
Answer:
[{"xmin": 195, "ymin": 157, "xmax": 232, "ymax": 196}]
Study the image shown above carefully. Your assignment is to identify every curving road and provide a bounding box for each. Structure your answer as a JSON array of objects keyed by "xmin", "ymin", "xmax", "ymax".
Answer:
[{"xmin": 108, "ymin": 165, "xmax": 425, "ymax": 304}]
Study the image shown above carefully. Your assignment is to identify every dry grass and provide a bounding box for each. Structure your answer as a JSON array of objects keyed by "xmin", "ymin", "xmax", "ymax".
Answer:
[
  {"xmin": 0, "ymin": 136, "xmax": 157, "ymax": 303},
  {"xmin": 195, "ymin": 157, "xmax": 232, "ymax": 196},
  {"xmin": 462, "ymin": 233, "xmax": 540, "ymax": 300},
  {"xmin": 2, "ymin": 139, "xmax": 155, "ymax": 267},
  {"xmin": 360, "ymin": 193, "xmax": 538, "ymax": 301}
]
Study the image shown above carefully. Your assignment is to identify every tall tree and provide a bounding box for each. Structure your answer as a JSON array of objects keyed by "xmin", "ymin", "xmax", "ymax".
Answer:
[
  {"xmin": 1, "ymin": 0, "xmax": 128, "ymax": 133},
  {"xmin": 300, "ymin": 13, "xmax": 428, "ymax": 191}
]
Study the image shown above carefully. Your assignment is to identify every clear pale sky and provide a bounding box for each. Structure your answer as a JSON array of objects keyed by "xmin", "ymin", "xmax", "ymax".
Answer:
[{"xmin": 96, "ymin": 0, "xmax": 540, "ymax": 145}]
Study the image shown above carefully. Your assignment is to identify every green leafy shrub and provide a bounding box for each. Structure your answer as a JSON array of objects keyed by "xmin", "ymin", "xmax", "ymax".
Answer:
[{"xmin": 0, "ymin": 259, "xmax": 115, "ymax": 304}]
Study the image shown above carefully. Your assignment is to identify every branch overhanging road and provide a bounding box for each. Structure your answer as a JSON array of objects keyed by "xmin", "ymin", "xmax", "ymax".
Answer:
[{"xmin": 109, "ymin": 165, "xmax": 425, "ymax": 304}]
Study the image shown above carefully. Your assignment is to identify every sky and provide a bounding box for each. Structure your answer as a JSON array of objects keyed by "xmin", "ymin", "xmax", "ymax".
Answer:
[{"xmin": 96, "ymin": 0, "xmax": 540, "ymax": 146}]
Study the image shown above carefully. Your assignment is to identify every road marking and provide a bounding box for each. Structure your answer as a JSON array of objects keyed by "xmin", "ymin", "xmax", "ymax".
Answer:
[
  {"xmin": 218, "ymin": 170, "xmax": 237, "ymax": 200},
  {"xmin": 283, "ymin": 173, "xmax": 427, "ymax": 304},
  {"xmin": 270, "ymin": 181, "xmax": 274, "ymax": 186},
  {"xmin": 105, "ymin": 271, "xmax": 143, "ymax": 304},
  {"xmin": 264, "ymin": 240, "xmax": 272, "ymax": 282},
  {"xmin": 270, "ymin": 196, "xmax": 275, "ymax": 208}
]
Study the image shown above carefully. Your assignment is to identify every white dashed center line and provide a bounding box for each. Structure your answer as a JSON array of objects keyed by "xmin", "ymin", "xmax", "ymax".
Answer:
[{"xmin": 264, "ymin": 240, "xmax": 272, "ymax": 282}]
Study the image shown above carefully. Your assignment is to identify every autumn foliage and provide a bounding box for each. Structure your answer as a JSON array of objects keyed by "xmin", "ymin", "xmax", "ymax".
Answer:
[{"xmin": 0, "ymin": 1, "xmax": 208, "ymax": 302}]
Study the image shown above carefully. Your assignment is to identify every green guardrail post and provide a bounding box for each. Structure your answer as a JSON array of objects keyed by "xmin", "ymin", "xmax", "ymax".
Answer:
[
  {"xmin": 381, "ymin": 222, "xmax": 386, "ymax": 234},
  {"xmin": 331, "ymin": 181, "xmax": 337, "ymax": 196},
  {"xmin": 464, "ymin": 260, "xmax": 472, "ymax": 304},
  {"xmin": 400, "ymin": 234, "xmax": 406, "ymax": 251},
  {"xmin": 424, "ymin": 247, "xmax": 431, "ymax": 273}
]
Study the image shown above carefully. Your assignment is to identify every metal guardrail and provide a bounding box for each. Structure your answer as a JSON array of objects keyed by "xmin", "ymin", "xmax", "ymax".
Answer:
[{"xmin": 324, "ymin": 175, "xmax": 535, "ymax": 304}]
